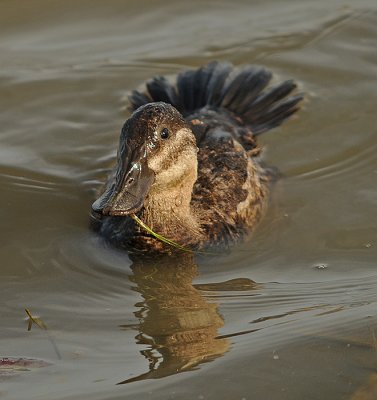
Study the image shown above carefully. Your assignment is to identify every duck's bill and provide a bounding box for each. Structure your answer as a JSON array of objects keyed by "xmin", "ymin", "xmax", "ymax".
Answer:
[{"xmin": 92, "ymin": 160, "xmax": 154, "ymax": 217}]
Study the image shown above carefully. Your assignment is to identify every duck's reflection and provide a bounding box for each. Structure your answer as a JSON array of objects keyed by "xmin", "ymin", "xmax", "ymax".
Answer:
[{"xmin": 118, "ymin": 253, "xmax": 229, "ymax": 384}]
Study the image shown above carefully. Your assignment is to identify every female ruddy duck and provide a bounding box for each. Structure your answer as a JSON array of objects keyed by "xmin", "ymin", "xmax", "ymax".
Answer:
[{"xmin": 91, "ymin": 61, "xmax": 303, "ymax": 252}]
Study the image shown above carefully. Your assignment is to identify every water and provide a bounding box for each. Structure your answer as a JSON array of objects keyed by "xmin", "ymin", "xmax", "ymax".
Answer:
[{"xmin": 1, "ymin": 1, "xmax": 377, "ymax": 399}]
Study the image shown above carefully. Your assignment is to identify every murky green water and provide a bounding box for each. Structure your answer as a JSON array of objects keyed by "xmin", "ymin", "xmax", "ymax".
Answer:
[{"xmin": 1, "ymin": 1, "xmax": 377, "ymax": 399}]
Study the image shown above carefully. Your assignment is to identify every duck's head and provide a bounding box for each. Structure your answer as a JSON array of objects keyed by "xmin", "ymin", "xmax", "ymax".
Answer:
[{"xmin": 92, "ymin": 102, "xmax": 198, "ymax": 216}]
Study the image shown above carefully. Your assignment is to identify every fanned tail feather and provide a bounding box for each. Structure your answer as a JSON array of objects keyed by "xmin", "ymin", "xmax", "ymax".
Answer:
[{"xmin": 128, "ymin": 61, "xmax": 303, "ymax": 135}]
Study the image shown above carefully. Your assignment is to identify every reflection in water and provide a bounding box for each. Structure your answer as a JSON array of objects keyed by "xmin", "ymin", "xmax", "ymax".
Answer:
[
  {"xmin": 351, "ymin": 373, "xmax": 377, "ymax": 400},
  {"xmin": 118, "ymin": 253, "xmax": 231, "ymax": 384}
]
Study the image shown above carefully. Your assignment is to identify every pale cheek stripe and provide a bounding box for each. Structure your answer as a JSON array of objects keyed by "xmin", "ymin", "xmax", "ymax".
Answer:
[{"xmin": 149, "ymin": 129, "xmax": 194, "ymax": 171}]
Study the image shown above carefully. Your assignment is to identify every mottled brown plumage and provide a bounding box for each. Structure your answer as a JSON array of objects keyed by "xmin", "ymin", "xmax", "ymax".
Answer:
[{"xmin": 91, "ymin": 61, "xmax": 303, "ymax": 253}]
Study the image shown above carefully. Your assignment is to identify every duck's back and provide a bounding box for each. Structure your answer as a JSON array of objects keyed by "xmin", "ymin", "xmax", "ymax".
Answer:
[{"xmin": 129, "ymin": 61, "xmax": 302, "ymax": 247}]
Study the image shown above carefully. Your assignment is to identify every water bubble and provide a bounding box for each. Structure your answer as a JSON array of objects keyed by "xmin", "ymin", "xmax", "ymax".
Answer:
[{"xmin": 313, "ymin": 263, "xmax": 328, "ymax": 270}]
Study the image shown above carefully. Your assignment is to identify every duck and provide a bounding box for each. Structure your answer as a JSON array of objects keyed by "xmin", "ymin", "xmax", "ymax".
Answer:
[{"xmin": 91, "ymin": 61, "xmax": 303, "ymax": 253}]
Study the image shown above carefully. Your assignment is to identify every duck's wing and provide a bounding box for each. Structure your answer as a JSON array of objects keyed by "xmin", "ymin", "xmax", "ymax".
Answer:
[
  {"xmin": 190, "ymin": 126, "xmax": 269, "ymax": 247},
  {"xmin": 128, "ymin": 61, "xmax": 303, "ymax": 139}
]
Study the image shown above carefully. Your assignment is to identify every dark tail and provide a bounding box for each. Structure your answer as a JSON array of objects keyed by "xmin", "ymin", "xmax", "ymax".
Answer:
[{"xmin": 129, "ymin": 61, "xmax": 303, "ymax": 135}]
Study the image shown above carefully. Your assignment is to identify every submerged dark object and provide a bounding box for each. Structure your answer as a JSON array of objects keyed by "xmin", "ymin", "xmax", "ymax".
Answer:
[
  {"xmin": 91, "ymin": 61, "xmax": 303, "ymax": 252},
  {"xmin": 0, "ymin": 357, "xmax": 51, "ymax": 378}
]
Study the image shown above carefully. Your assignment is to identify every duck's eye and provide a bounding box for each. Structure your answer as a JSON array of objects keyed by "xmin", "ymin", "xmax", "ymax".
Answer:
[{"xmin": 160, "ymin": 128, "xmax": 169, "ymax": 139}]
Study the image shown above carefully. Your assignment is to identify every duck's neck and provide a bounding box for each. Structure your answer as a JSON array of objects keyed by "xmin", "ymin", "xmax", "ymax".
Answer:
[{"xmin": 141, "ymin": 168, "xmax": 202, "ymax": 245}]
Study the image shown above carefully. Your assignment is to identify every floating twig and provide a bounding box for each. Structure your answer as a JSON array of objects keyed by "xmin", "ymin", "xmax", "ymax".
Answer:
[
  {"xmin": 131, "ymin": 214, "xmax": 194, "ymax": 253},
  {"xmin": 25, "ymin": 308, "xmax": 62, "ymax": 360}
]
